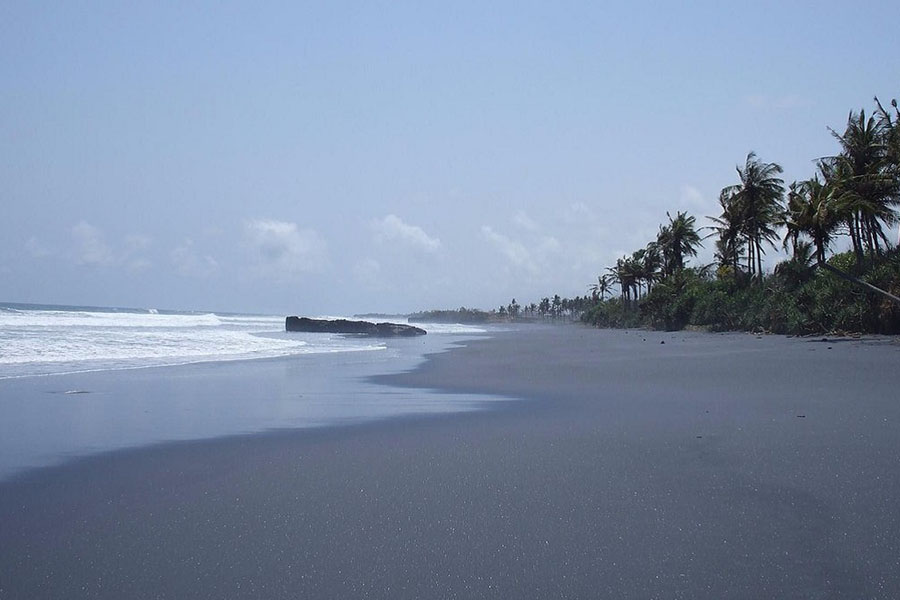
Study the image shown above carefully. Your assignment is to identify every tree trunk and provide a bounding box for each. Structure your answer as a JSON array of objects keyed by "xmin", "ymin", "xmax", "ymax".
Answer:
[
  {"xmin": 756, "ymin": 239, "xmax": 763, "ymax": 281},
  {"xmin": 818, "ymin": 261, "xmax": 900, "ymax": 306}
]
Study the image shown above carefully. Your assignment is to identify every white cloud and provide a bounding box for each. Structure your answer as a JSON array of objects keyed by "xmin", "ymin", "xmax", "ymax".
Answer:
[
  {"xmin": 124, "ymin": 234, "xmax": 152, "ymax": 250},
  {"xmin": 480, "ymin": 225, "xmax": 534, "ymax": 271},
  {"xmin": 72, "ymin": 221, "xmax": 115, "ymax": 266},
  {"xmin": 171, "ymin": 239, "xmax": 218, "ymax": 277},
  {"xmin": 513, "ymin": 211, "xmax": 539, "ymax": 231},
  {"xmin": 372, "ymin": 214, "xmax": 441, "ymax": 253},
  {"xmin": 245, "ymin": 219, "xmax": 327, "ymax": 279},
  {"xmin": 353, "ymin": 257, "xmax": 388, "ymax": 289},
  {"xmin": 679, "ymin": 185, "xmax": 708, "ymax": 210},
  {"xmin": 127, "ymin": 258, "xmax": 152, "ymax": 272},
  {"xmin": 537, "ymin": 236, "xmax": 561, "ymax": 256},
  {"xmin": 563, "ymin": 202, "xmax": 596, "ymax": 224},
  {"xmin": 26, "ymin": 236, "xmax": 52, "ymax": 258}
]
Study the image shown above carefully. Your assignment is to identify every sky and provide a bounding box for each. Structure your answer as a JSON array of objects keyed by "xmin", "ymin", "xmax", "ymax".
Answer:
[{"xmin": 2, "ymin": 1, "xmax": 898, "ymax": 315}]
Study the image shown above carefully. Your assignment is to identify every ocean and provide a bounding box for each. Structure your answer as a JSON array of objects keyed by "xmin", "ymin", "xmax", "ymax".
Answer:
[{"xmin": 0, "ymin": 302, "xmax": 498, "ymax": 480}]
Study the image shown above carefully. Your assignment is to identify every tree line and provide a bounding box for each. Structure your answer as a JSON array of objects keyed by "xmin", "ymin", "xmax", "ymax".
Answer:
[{"xmin": 531, "ymin": 94, "xmax": 900, "ymax": 334}]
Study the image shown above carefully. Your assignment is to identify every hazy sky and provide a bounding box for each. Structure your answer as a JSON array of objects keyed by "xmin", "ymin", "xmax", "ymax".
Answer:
[{"xmin": 2, "ymin": 1, "xmax": 898, "ymax": 315}]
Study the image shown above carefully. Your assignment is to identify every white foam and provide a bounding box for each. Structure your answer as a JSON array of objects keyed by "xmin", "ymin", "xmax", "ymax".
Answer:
[
  {"xmin": 413, "ymin": 321, "xmax": 488, "ymax": 334},
  {"xmin": 0, "ymin": 308, "xmax": 387, "ymax": 379},
  {"xmin": 0, "ymin": 309, "xmax": 226, "ymax": 329}
]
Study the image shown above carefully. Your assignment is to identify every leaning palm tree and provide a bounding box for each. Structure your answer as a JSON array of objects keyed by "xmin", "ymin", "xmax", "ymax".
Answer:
[{"xmin": 720, "ymin": 152, "xmax": 786, "ymax": 280}]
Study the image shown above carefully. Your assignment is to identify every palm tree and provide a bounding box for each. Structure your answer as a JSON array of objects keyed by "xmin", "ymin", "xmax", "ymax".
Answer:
[
  {"xmin": 640, "ymin": 242, "xmax": 662, "ymax": 293},
  {"xmin": 720, "ymin": 152, "xmax": 785, "ymax": 280},
  {"xmin": 607, "ymin": 257, "xmax": 638, "ymax": 303},
  {"xmin": 658, "ymin": 211, "xmax": 702, "ymax": 275},
  {"xmin": 588, "ymin": 274, "xmax": 611, "ymax": 301},
  {"xmin": 874, "ymin": 96, "xmax": 900, "ymax": 171},
  {"xmin": 781, "ymin": 173, "xmax": 839, "ymax": 263},
  {"xmin": 630, "ymin": 248, "xmax": 647, "ymax": 298},
  {"xmin": 774, "ymin": 240, "xmax": 816, "ymax": 288},
  {"xmin": 538, "ymin": 297, "xmax": 551, "ymax": 317},
  {"xmin": 826, "ymin": 109, "xmax": 899, "ymax": 261},
  {"xmin": 706, "ymin": 188, "xmax": 746, "ymax": 274}
]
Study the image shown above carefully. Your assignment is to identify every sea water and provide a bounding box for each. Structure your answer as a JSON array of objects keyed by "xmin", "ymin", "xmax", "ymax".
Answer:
[
  {"xmin": 0, "ymin": 303, "xmax": 494, "ymax": 479},
  {"xmin": 0, "ymin": 303, "xmax": 485, "ymax": 379}
]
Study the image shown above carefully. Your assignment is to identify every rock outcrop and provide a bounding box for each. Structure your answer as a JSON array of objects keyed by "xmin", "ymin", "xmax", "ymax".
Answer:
[{"xmin": 285, "ymin": 316, "xmax": 426, "ymax": 337}]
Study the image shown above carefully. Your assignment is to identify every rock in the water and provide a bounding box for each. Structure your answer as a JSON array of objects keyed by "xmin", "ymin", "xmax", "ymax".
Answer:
[{"xmin": 285, "ymin": 316, "xmax": 426, "ymax": 337}]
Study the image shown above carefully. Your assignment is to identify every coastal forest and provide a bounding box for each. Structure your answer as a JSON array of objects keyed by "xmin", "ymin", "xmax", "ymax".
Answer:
[{"xmin": 500, "ymin": 95, "xmax": 900, "ymax": 335}]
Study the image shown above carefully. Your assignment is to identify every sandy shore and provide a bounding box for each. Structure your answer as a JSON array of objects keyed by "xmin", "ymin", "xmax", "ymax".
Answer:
[{"xmin": 1, "ymin": 325, "xmax": 899, "ymax": 599}]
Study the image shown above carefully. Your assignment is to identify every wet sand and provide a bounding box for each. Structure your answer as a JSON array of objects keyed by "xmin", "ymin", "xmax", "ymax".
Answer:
[{"xmin": 1, "ymin": 326, "xmax": 899, "ymax": 599}]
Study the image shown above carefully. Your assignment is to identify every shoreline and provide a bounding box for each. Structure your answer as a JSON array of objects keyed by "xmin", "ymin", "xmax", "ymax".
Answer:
[
  {"xmin": 2, "ymin": 325, "xmax": 899, "ymax": 598},
  {"xmin": 0, "ymin": 329, "xmax": 500, "ymax": 482}
]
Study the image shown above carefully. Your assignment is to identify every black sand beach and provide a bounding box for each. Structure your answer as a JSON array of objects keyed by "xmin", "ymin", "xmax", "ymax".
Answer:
[{"xmin": 1, "ymin": 326, "xmax": 899, "ymax": 599}]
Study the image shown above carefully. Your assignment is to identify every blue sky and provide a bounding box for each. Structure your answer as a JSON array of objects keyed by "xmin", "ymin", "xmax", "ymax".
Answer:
[{"xmin": 2, "ymin": 1, "xmax": 898, "ymax": 314}]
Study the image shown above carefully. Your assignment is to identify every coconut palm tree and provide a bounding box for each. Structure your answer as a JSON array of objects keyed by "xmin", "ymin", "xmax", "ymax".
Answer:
[
  {"xmin": 874, "ymin": 96, "xmax": 900, "ymax": 171},
  {"xmin": 607, "ymin": 257, "xmax": 639, "ymax": 303},
  {"xmin": 640, "ymin": 242, "xmax": 663, "ymax": 293},
  {"xmin": 720, "ymin": 152, "xmax": 785, "ymax": 280},
  {"xmin": 826, "ymin": 109, "xmax": 899, "ymax": 261},
  {"xmin": 588, "ymin": 274, "xmax": 612, "ymax": 301},
  {"xmin": 706, "ymin": 188, "xmax": 746, "ymax": 274},
  {"xmin": 658, "ymin": 211, "xmax": 702, "ymax": 275},
  {"xmin": 774, "ymin": 240, "xmax": 816, "ymax": 288},
  {"xmin": 781, "ymin": 173, "xmax": 839, "ymax": 263}
]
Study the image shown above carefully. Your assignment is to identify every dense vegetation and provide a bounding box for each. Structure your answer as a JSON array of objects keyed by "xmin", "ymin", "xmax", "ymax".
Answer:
[{"xmin": 565, "ymin": 95, "xmax": 900, "ymax": 334}]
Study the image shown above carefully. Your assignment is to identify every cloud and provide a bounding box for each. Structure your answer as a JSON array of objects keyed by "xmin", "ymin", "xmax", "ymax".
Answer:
[
  {"xmin": 480, "ymin": 225, "xmax": 533, "ymax": 270},
  {"xmin": 171, "ymin": 239, "xmax": 218, "ymax": 277},
  {"xmin": 124, "ymin": 234, "xmax": 152, "ymax": 250},
  {"xmin": 353, "ymin": 257, "xmax": 389, "ymax": 290},
  {"xmin": 679, "ymin": 185, "xmax": 708, "ymax": 210},
  {"xmin": 513, "ymin": 211, "xmax": 539, "ymax": 231},
  {"xmin": 245, "ymin": 219, "xmax": 327, "ymax": 279},
  {"xmin": 127, "ymin": 258, "xmax": 153, "ymax": 272},
  {"xmin": 372, "ymin": 214, "xmax": 441, "ymax": 252},
  {"xmin": 26, "ymin": 236, "xmax": 52, "ymax": 258},
  {"xmin": 72, "ymin": 221, "xmax": 115, "ymax": 266}
]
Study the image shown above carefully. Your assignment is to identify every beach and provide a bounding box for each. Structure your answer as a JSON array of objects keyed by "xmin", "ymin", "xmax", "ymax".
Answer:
[{"xmin": 1, "ymin": 325, "xmax": 899, "ymax": 598}]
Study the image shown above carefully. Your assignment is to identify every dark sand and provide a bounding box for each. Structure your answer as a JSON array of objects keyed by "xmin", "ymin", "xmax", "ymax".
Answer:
[{"xmin": 1, "ymin": 326, "xmax": 899, "ymax": 599}]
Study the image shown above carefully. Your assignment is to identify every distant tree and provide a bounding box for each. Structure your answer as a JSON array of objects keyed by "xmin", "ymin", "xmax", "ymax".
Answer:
[
  {"xmin": 640, "ymin": 242, "xmax": 662, "ymax": 293},
  {"xmin": 539, "ymin": 297, "xmax": 550, "ymax": 317},
  {"xmin": 589, "ymin": 274, "xmax": 612, "ymax": 301},
  {"xmin": 507, "ymin": 298, "xmax": 520, "ymax": 318}
]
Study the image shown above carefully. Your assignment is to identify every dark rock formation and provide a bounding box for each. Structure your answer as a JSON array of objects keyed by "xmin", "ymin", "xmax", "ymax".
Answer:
[{"xmin": 285, "ymin": 316, "xmax": 426, "ymax": 337}]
